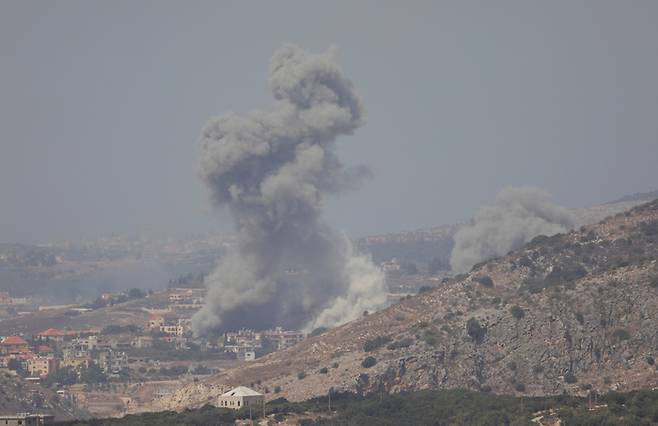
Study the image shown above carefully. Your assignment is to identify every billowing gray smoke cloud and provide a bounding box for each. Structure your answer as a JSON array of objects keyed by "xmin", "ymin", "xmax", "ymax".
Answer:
[
  {"xmin": 450, "ymin": 186, "xmax": 575, "ymax": 273},
  {"xmin": 192, "ymin": 45, "xmax": 386, "ymax": 336}
]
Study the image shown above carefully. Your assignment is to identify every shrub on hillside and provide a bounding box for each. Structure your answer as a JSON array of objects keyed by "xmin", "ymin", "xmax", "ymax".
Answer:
[
  {"xmin": 467, "ymin": 318, "xmax": 486, "ymax": 343},
  {"xmin": 423, "ymin": 329, "xmax": 438, "ymax": 346},
  {"xmin": 545, "ymin": 264, "xmax": 587, "ymax": 287},
  {"xmin": 612, "ymin": 329, "xmax": 631, "ymax": 343},
  {"xmin": 364, "ymin": 336, "xmax": 392, "ymax": 352},
  {"xmin": 564, "ymin": 372, "xmax": 578, "ymax": 384},
  {"xmin": 475, "ymin": 275, "xmax": 494, "ymax": 288},
  {"xmin": 649, "ymin": 275, "xmax": 658, "ymax": 289},
  {"xmin": 361, "ymin": 356, "xmax": 377, "ymax": 368},
  {"xmin": 387, "ymin": 338, "xmax": 413, "ymax": 350},
  {"xmin": 510, "ymin": 305, "xmax": 525, "ymax": 320}
]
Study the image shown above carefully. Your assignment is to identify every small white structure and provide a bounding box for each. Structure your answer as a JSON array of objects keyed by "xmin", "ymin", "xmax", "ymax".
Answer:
[
  {"xmin": 244, "ymin": 351, "xmax": 256, "ymax": 361},
  {"xmin": 217, "ymin": 386, "xmax": 264, "ymax": 410}
]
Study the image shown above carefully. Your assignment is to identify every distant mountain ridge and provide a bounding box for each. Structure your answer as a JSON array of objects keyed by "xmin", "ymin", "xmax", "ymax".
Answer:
[
  {"xmin": 357, "ymin": 189, "xmax": 658, "ymax": 269},
  {"xmin": 606, "ymin": 189, "xmax": 658, "ymax": 205},
  {"xmin": 1, "ymin": 189, "xmax": 655, "ymax": 303}
]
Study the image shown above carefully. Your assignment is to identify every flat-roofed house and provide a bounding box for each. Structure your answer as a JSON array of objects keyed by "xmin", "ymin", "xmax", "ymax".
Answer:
[{"xmin": 217, "ymin": 386, "xmax": 263, "ymax": 410}]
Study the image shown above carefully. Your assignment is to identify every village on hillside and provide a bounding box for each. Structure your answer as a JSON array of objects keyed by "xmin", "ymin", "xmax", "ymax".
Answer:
[{"xmin": 0, "ymin": 286, "xmax": 305, "ymax": 417}]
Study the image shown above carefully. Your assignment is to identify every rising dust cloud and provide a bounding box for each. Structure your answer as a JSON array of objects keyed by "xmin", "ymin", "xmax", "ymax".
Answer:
[{"xmin": 192, "ymin": 45, "xmax": 386, "ymax": 336}]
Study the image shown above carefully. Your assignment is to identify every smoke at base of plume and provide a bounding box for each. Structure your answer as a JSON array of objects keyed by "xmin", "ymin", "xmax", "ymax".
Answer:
[
  {"xmin": 191, "ymin": 45, "xmax": 386, "ymax": 335},
  {"xmin": 450, "ymin": 186, "xmax": 575, "ymax": 274}
]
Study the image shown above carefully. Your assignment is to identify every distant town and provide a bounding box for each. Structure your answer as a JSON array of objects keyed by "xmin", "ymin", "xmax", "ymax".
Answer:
[
  {"xmin": 0, "ymin": 243, "xmax": 445, "ymax": 418},
  {"xmin": 0, "ymin": 286, "xmax": 307, "ymax": 417}
]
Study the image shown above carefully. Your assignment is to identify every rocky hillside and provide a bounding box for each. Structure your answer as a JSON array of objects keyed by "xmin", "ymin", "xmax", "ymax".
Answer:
[{"xmin": 146, "ymin": 198, "xmax": 658, "ymax": 412}]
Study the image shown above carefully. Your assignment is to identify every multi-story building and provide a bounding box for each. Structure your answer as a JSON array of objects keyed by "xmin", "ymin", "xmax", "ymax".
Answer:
[
  {"xmin": 225, "ymin": 329, "xmax": 262, "ymax": 347},
  {"xmin": 263, "ymin": 327, "xmax": 305, "ymax": 350},
  {"xmin": 97, "ymin": 349, "xmax": 127, "ymax": 374},
  {"xmin": 76, "ymin": 335, "xmax": 98, "ymax": 351},
  {"xmin": 62, "ymin": 335, "xmax": 100, "ymax": 359},
  {"xmin": 27, "ymin": 356, "xmax": 58, "ymax": 378}
]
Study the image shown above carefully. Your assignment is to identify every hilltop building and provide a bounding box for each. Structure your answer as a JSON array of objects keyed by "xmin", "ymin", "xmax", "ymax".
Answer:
[{"xmin": 217, "ymin": 386, "xmax": 263, "ymax": 410}]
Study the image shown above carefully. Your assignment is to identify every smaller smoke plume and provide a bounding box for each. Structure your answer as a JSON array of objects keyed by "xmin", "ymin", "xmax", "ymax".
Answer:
[{"xmin": 450, "ymin": 186, "xmax": 575, "ymax": 273}]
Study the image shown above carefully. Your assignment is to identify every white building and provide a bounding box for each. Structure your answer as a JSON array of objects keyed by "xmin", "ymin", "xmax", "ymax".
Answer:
[{"xmin": 217, "ymin": 386, "xmax": 264, "ymax": 410}]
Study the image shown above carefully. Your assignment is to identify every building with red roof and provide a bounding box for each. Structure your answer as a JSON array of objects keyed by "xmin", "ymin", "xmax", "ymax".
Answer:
[
  {"xmin": 36, "ymin": 345, "xmax": 54, "ymax": 355},
  {"xmin": 1, "ymin": 336, "xmax": 29, "ymax": 355},
  {"xmin": 37, "ymin": 327, "xmax": 68, "ymax": 342},
  {"xmin": 147, "ymin": 313, "xmax": 165, "ymax": 329}
]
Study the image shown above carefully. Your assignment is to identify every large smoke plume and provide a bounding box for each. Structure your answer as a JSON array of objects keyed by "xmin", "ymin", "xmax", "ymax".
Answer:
[
  {"xmin": 450, "ymin": 186, "xmax": 575, "ymax": 273},
  {"xmin": 192, "ymin": 45, "xmax": 386, "ymax": 336}
]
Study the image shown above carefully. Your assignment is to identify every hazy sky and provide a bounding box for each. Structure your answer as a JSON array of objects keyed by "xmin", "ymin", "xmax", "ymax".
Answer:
[{"xmin": 1, "ymin": 1, "xmax": 657, "ymax": 244}]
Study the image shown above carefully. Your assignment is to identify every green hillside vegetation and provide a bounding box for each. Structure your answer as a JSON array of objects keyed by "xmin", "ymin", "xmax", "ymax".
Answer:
[{"xmin": 55, "ymin": 388, "xmax": 658, "ymax": 426}]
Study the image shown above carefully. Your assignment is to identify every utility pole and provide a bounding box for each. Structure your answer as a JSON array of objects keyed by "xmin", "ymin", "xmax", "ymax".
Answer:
[{"xmin": 328, "ymin": 387, "xmax": 332, "ymax": 412}]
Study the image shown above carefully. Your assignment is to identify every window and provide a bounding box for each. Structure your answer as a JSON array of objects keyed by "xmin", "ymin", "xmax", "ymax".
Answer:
[{"xmin": 238, "ymin": 401, "xmax": 240, "ymax": 407}]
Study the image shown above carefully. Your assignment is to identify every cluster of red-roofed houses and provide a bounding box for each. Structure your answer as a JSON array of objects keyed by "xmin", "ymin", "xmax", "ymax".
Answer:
[{"xmin": 0, "ymin": 327, "xmax": 127, "ymax": 380}]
